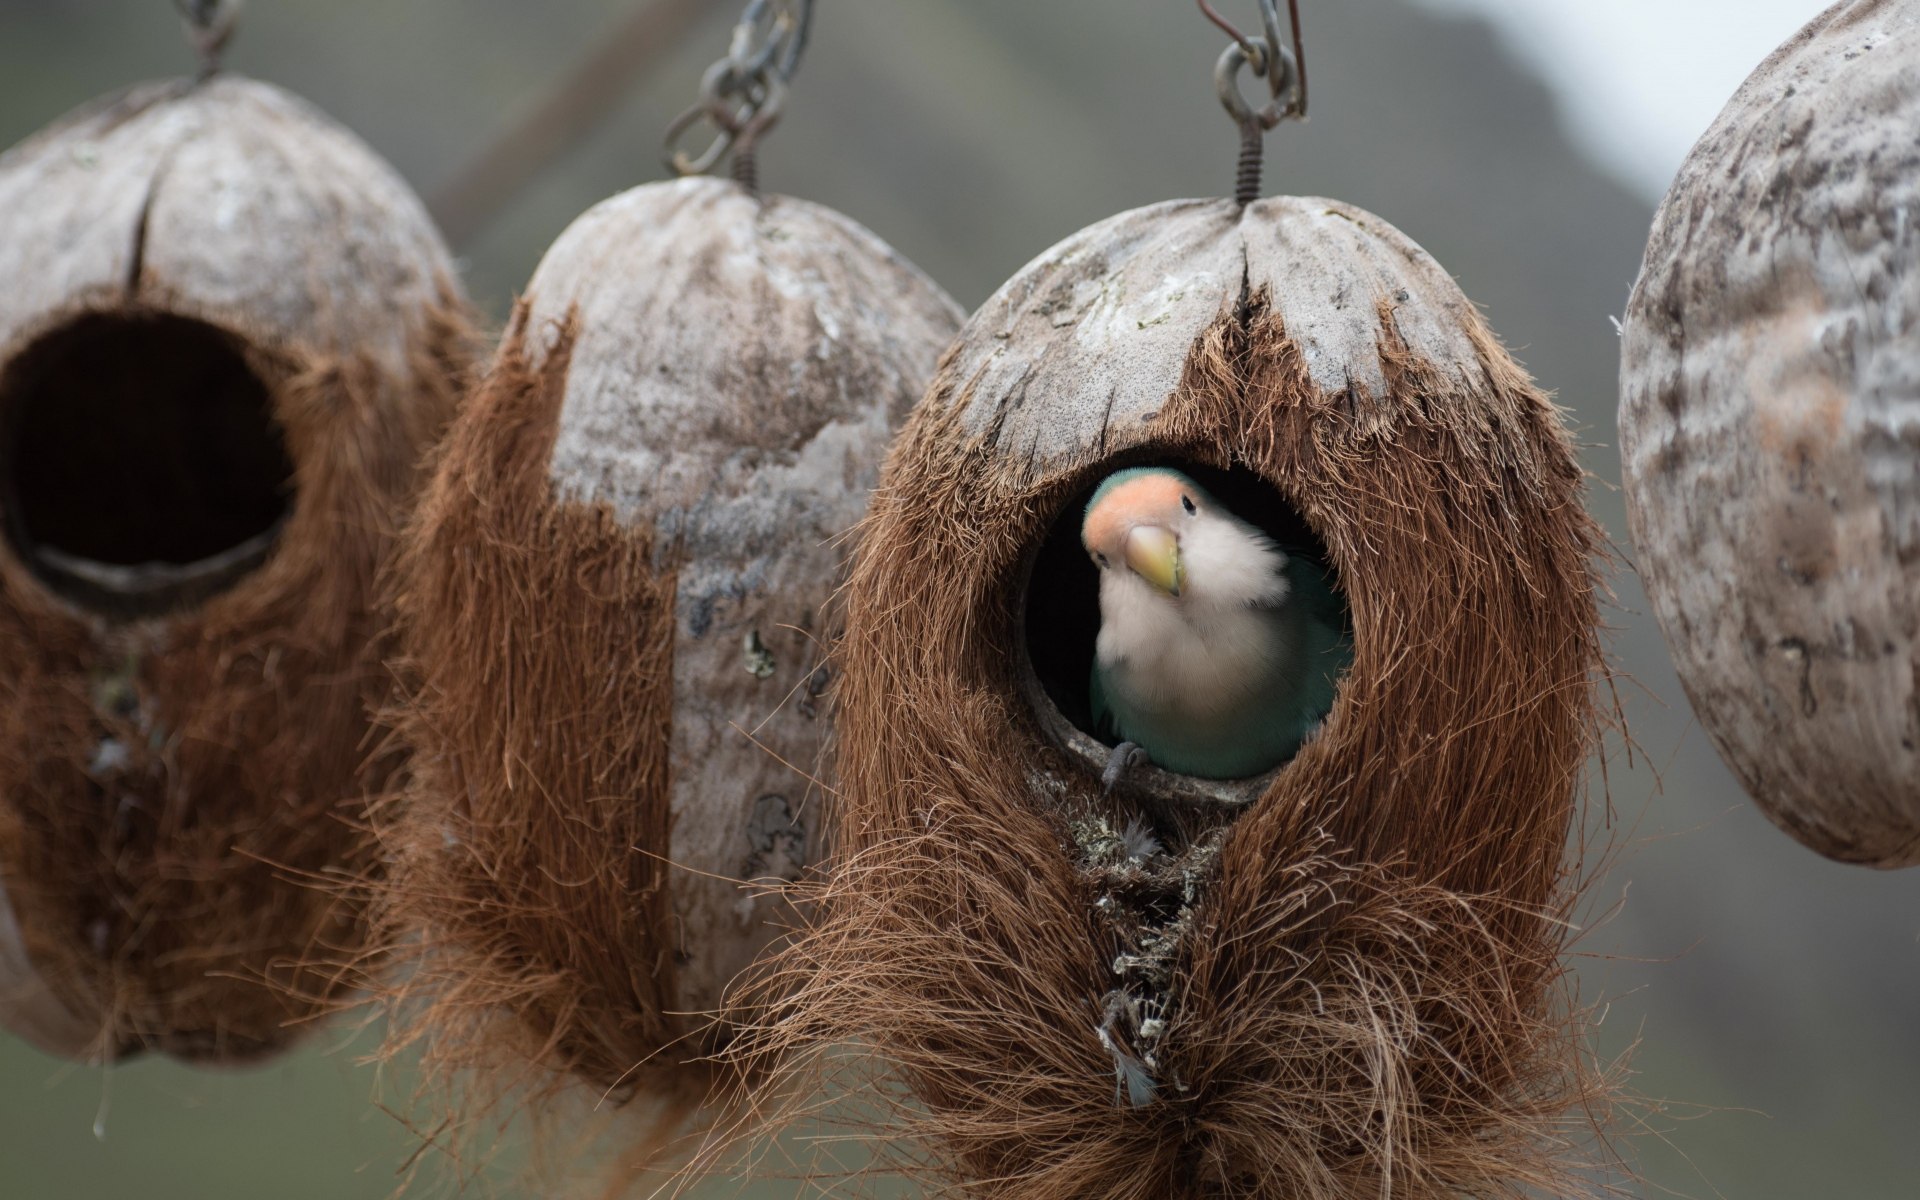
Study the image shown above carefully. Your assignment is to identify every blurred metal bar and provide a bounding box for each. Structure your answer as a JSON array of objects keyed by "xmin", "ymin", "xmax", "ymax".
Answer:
[{"xmin": 428, "ymin": 0, "xmax": 714, "ymax": 248}]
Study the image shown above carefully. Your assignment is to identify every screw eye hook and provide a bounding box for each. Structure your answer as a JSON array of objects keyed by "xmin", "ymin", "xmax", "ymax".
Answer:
[
  {"xmin": 664, "ymin": 0, "xmax": 813, "ymax": 193},
  {"xmin": 1199, "ymin": 0, "xmax": 1308, "ymax": 120},
  {"xmin": 172, "ymin": 0, "xmax": 241, "ymax": 79},
  {"xmin": 1200, "ymin": 1, "xmax": 1309, "ymax": 206},
  {"xmin": 665, "ymin": 59, "xmax": 789, "ymax": 178},
  {"xmin": 1215, "ymin": 38, "xmax": 1295, "ymax": 133}
]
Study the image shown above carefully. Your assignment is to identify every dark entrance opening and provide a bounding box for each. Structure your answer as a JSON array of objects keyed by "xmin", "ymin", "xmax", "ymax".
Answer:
[
  {"xmin": 1019, "ymin": 459, "xmax": 1347, "ymax": 800},
  {"xmin": 0, "ymin": 313, "xmax": 295, "ymax": 618}
]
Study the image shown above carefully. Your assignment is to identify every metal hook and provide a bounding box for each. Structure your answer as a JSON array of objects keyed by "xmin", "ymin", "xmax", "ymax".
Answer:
[
  {"xmin": 172, "ymin": 0, "xmax": 240, "ymax": 78},
  {"xmin": 1214, "ymin": 39, "xmax": 1294, "ymax": 132},
  {"xmin": 1198, "ymin": 0, "xmax": 1307, "ymax": 116},
  {"xmin": 664, "ymin": 60, "xmax": 788, "ymax": 178},
  {"xmin": 1196, "ymin": 0, "xmax": 1260, "ymax": 64},
  {"xmin": 1282, "ymin": 0, "xmax": 1309, "ymax": 119},
  {"xmin": 730, "ymin": 0, "xmax": 813, "ymax": 82},
  {"xmin": 1201, "ymin": 0, "xmax": 1309, "ymax": 205},
  {"xmin": 730, "ymin": 0, "xmax": 786, "ymax": 78},
  {"xmin": 664, "ymin": 0, "xmax": 812, "ymax": 193}
]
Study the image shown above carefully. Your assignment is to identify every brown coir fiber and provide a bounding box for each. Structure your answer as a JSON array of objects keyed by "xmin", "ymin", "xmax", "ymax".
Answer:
[
  {"xmin": 723, "ymin": 198, "xmax": 1617, "ymax": 1197},
  {"xmin": 365, "ymin": 180, "xmax": 963, "ymax": 1181},
  {"xmin": 371, "ymin": 311, "xmax": 695, "ymax": 1115},
  {"xmin": 0, "ymin": 74, "xmax": 478, "ymax": 1062},
  {"xmin": 0, "ymin": 297, "xmax": 471, "ymax": 1062}
]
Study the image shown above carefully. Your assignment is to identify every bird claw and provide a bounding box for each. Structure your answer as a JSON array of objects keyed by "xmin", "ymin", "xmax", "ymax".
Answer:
[{"xmin": 1101, "ymin": 741, "xmax": 1151, "ymax": 796}]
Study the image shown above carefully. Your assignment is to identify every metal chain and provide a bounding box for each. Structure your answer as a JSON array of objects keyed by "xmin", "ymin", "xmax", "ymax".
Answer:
[
  {"xmin": 1199, "ymin": 0, "xmax": 1308, "ymax": 205},
  {"xmin": 172, "ymin": 0, "xmax": 241, "ymax": 78},
  {"xmin": 663, "ymin": 0, "xmax": 815, "ymax": 195}
]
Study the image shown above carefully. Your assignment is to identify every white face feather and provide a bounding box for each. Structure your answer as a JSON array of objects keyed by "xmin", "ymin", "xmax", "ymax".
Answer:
[
  {"xmin": 1176, "ymin": 510, "xmax": 1291, "ymax": 610},
  {"xmin": 1085, "ymin": 480, "xmax": 1296, "ymax": 719}
]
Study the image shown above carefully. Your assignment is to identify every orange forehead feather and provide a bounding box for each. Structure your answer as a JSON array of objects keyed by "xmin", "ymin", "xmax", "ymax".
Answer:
[{"xmin": 1081, "ymin": 474, "xmax": 1189, "ymax": 553}]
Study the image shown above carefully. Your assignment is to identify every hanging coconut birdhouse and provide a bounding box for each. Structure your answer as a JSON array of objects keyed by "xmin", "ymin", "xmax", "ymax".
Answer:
[
  {"xmin": 734, "ymin": 16, "xmax": 1612, "ymax": 1197},
  {"xmin": 1620, "ymin": 0, "xmax": 1920, "ymax": 869},
  {"xmin": 372, "ymin": 6, "xmax": 963, "ymax": 1133},
  {"xmin": 0, "ymin": 70, "xmax": 470, "ymax": 1062}
]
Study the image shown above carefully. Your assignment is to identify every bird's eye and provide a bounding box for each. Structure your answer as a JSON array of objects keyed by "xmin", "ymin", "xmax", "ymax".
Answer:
[
  {"xmin": 1095, "ymin": 553, "xmax": 1110, "ymax": 568},
  {"xmin": 1181, "ymin": 494, "xmax": 1197, "ymax": 515}
]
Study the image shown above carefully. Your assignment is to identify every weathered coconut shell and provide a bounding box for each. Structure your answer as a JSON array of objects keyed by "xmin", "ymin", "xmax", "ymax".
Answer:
[
  {"xmin": 1619, "ymin": 0, "xmax": 1920, "ymax": 868},
  {"xmin": 378, "ymin": 176, "xmax": 961, "ymax": 1114},
  {"xmin": 734, "ymin": 197, "xmax": 1610, "ymax": 1197},
  {"xmin": 0, "ymin": 76, "xmax": 469, "ymax": 1061}
]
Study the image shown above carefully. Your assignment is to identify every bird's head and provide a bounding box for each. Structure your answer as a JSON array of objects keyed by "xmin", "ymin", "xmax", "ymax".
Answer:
[{"xmin": 1081, "ymin": 467, "xmax": 1290, "ymax": 608}]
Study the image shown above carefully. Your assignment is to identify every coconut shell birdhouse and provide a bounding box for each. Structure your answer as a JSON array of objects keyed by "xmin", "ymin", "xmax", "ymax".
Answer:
[
  {"xmin": 739, "ymin": 188, "xmax": 1611, "ymax": 1197},
  {"xmin": 374, "ymin": 172, "xmax": 961, "ymax": 1120},
  {"xmin": 1620, "ymin": 0, "xmax": 1920, "ymax": 869},
  {"xmin": 0, "ymin": 76, "xmax": 469, "ymax": 1063}
]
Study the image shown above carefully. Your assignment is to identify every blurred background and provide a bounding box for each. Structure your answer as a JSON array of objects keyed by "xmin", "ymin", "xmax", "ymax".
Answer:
[{"xmin": 3, "ymin": 1, "xmax": 1917, "ymax": 1197}]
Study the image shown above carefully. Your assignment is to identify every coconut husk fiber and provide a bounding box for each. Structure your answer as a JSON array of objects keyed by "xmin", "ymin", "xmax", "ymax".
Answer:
[
  {"xmin": 1620, "ymin": 0, "xmax": 1920, "ymax": 868},
  {"xmin": 0, "ymin": 77, "xmax": 472, "ymax": 1063},
  {"xmin": 371, "ymin": 177, "xmax": 962, "ymax": 1151},
  {"xmin": 724, "ymin": 196, "xmax": 1616, "ymax": 1197}
]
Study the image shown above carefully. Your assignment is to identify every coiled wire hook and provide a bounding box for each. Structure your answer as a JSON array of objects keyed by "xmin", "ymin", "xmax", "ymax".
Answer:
[
  {"xmin": 1198, "ymin": 0, "xmax": 1309, "ymax": 205},
  {"xmin": 172, "ymin": 0, "xmax": 241, "ymax": 80},
  {"xmin": 663, "ymin": 0, "xmax": 816, "ymax": 196}
]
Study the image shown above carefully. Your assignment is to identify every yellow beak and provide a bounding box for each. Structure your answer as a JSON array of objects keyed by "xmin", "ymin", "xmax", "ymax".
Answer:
[{"xmin": 1124, "ymin": 525, "xmax": 1182, "ymax": 597}]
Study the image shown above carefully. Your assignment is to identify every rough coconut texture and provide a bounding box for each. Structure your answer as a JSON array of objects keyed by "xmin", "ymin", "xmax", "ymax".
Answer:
[
  {"xmin": 1620, "ymin": 0, "xmax": 1920, "ymax": 868},
  {"xmin": 0, "ymin": 76, "xmax": 471, "ymax": 1062},
  {"xmin": 375, "ymin": 176, "xmax": 962, "ymax": 1139},
  {"xmin": 725, "ymin": 197, "xmax": 1614, "ymax": 1198}
]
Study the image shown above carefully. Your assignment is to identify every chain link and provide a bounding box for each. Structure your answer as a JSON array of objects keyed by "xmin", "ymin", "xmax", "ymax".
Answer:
[{"xmin": 663, "ymin": 0, "xmax": 815, "ymax": 188}]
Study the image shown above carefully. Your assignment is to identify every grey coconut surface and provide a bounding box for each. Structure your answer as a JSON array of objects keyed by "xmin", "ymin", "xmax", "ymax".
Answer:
[
  {"xmin": 367, "ymin": 172, "xmax": 962, "ymax": 1173},
  {"xmin": 0, "ymin": 76, "xmax": 449, "ymax": 375},
  {"xmin": 739, "ymin": 178, "xmax": 1607, "ymax": 1195},
  {"xmin": 522, "ymin": 175, "xmax": 963, "ymax": 1019},
  {"xmin": 1620, "ymin": 0, "xmax": 1920, "ymax": 867},
  {"xmin": 994, "ymin": 193, "xmax": 1493, "ymax": 812},
  {"xmin": 0, "ymin": 72, "xmax": 462, "ymax": 1060},
  {"xmin": 951, "ymin": 195, "xmax": 1487, "ymax": 477},
  {"xmin": 7, "ymin": 2, "xmax": 1920, "ymax": 1199}
]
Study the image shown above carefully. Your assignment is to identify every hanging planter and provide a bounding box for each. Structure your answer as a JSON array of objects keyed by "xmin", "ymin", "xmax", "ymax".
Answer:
[
  {"xmin": 0, "ymin": 69, "xmax": 470, "ymax": 1062},
  {"xmin": 1620, "ymin": 0, "xmax": 1920, "ymax": 868},
  {"xmin": 733, "ymin": 12, "xmax": 1613, "ymax": 1195},
  {"xmin": 372, "ymin": 3, "xmax": 963, "ymax": 1139}
]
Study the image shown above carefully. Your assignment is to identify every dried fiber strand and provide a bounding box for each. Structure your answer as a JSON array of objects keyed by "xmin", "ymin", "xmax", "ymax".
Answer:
[
  {"xmin": 717, "ymin": 242, "xmax": 1620, "ymax": 1197},
  {"xmin": 370, "ymin": 310, "xmax": 696, "ymax": 1114},
  {"xmin": 0, "ymin": 293, "xmax": 472, "ymax": 1061}
]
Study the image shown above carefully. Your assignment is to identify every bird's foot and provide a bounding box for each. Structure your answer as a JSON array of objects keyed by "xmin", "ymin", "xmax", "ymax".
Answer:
[{"xmin": 1101, "ymin": 741, "xmax": 1151, "ymax": 797}]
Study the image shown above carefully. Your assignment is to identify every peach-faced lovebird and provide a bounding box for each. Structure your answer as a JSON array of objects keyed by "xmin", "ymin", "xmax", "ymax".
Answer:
[{"xmin": 1082, "ymin": 466, "xmax": 1350, "ymax": 784}]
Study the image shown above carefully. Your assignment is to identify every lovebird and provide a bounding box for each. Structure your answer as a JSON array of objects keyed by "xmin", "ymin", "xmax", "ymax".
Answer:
[{"xmin": 1081, "ymin": 466, "xmax": 1351, "ymax": 782}]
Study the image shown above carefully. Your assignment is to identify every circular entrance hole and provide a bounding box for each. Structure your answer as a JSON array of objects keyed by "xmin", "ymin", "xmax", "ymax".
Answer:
[
  {"xmin": 1019, "ymin": 461, "xmax": 1349, "ymax": 808},
  {"xmin": 0, "ymin": 313, "xmax": 294, "ymax": 618}
]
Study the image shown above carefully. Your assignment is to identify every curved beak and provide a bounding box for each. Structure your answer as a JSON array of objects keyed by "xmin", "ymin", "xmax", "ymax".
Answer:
[{"xmin": 1124, "ymin": 525, "xmax": 1182, "ymax": 597}]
